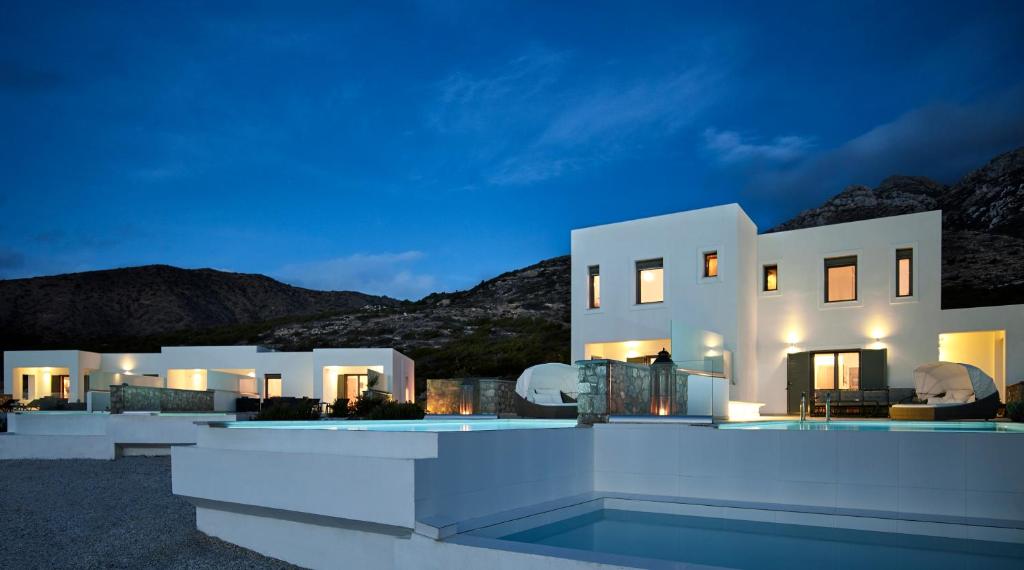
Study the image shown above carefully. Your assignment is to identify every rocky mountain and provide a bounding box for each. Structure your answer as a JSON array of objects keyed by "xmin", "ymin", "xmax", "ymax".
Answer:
[
  {"xmin": 0, "ymin": 265, "xmax": 398, "ymax": 347},
  {"xmin": 769, "ymin": 147, "xmax": 1024, "ymax": 309},
  {"xmin": 0, "ymin": 256, "xmax": 571, "ymax": 389}
]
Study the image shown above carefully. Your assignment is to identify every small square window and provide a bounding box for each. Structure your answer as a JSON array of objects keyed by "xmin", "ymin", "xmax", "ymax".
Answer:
[
  {"xmin": 636, "ymin": 258, "xmax": 664, "ymax": 304},
  {"xmin": 825, "ymin": 256, "xmax": 857, "ymax": 303},
  {"xmin": 763, "ymin": 264, "xmax": 778, "ymax": 291},
  {"xmin": 587, "ymin": 265, "xmax": 601, "ymax": 309},
  {"xmin": 703, "ymin": 251, "xmax": 718, "ymax": 278},
  {"xmin": 896, "ymin": 248, "xmax": 913, "ymax": 297}
]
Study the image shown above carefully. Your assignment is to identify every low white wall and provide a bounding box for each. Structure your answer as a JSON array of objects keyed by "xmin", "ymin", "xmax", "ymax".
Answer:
[
  {"xmin": 593, "ymin": 424, "xmax": 1024, "ymax": 524},
  {"xmin": 175, "ymin": 446, "xmax": 418, "ymax": 528},
  {"xmin": 87, "ymin": 391, "xmax": 110, "ymax": 412},
  {"xmin": 415, "ymin": 427, "xmax": 594, "ymax": 525},
  {"xmin": 3, "ymin": 412, "xmax": 236, "ymax": 459},
  {"xmin": 0, "ymin": 434, "xmax": 114, "ymax": 460},
  {"xmin": 212, "ymin": 390, "xmax": 238, "ymax": 412},
  {"xmin": 7, "ymin": 412, "xmax": 108, "ymax": 435}
]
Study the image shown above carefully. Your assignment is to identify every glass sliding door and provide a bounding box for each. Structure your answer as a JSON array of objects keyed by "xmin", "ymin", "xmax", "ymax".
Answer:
[{"xmin": 812, "ymin": 351, "xmax": 860, "ymax": 390}]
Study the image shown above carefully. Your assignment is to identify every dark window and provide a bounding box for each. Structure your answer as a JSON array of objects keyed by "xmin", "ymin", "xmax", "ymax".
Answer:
[
  {"xmin": 824, "ymin": 256, "xmax": 857, "ymax": 303},
  {"xmin": 588, "ymin": 265, "xmax": 601, "ymax": 309},
  {"xmin": 896, "ymin": 248, "xmax": 913, "ymax": 297},
  {"xmin": 22, "ymin": 374, "xmax": 30, "ymax": 400},
  {"xmin": 763, "ymin": 264, "xmax": 778, "ymax": 291},
  {"xmin": 703, "ymin": 251, "xmax": 718, "ymax": 278},
  {"xmin": 636, "ymin": 258, "xmax": 664, "ymax": 304}
]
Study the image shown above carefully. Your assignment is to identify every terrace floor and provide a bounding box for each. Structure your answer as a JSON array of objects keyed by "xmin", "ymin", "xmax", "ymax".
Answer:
[{"xmin": 0, "ymin": 457, "xmax": 296, "ymax": 569}]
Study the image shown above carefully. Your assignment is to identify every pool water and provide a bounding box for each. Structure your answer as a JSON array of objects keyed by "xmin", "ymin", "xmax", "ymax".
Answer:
[
  {"xmin": 497, "ymin": 509, "xmax": 1024, "ymax": 570},
  {"xmin": 719, "ymin": 420, "xmax": 1024, "ymax": 432},
  {"xmin": 218, "ymin": 419, "xmax": 578, "ymax": 432}
]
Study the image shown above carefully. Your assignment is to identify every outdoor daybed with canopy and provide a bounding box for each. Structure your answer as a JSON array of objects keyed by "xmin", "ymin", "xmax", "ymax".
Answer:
[
  {"xmin": 890, "ymin": 362, "xmax": 1001, "ymax": 421},
  {"xmin": 514, "ymin": 363, "xmax": 578, "ymax": 419}
]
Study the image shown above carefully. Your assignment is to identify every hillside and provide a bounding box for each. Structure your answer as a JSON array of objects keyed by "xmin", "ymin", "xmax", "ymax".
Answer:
[
  {"xmin": 0, "ymin": 265, "xmax": 398, "ymax": 347},
  {"xmin": 769, "ymin": 147, "xmax": 1024, "ymax": 309},
  {"xmin": 0, "ymin": 257, "xmax": 571, "ymax": 390}
]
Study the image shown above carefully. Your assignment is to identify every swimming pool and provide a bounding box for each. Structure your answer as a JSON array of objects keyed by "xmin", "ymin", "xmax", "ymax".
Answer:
[
  {"xmin": 719, "ymin": 420, "xmax": 1024, "ymax": 432},
  {"xmin": 491, "ymin": 508, "xmax": 1024, "ymax": 569},
  {"xmin": 214, "ymin": 419, "xmax": 578, "ymax": 432}
]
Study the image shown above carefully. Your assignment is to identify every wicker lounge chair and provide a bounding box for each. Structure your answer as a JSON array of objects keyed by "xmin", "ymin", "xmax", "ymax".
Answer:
[{"xmin": 890, "ymin": 362, "xmax": 1001, "ymax": 420}]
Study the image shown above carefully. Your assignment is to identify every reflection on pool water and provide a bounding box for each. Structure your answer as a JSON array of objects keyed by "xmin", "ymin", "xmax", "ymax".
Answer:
[
  {"xmin": 493, "ymin": 509, "xmax": 1024, "ymax": 570},
  {"xmin": 718, "ymin": 420, "xmax": 1024, "ymax": 432},
  {"xmin": 219, "ymin": 419, "xmax": 578, "ymax": 432}
]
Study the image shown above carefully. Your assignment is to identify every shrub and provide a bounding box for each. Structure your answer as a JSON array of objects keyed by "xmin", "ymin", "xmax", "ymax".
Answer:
[
  {"xmin": 255, "ymin": 398, "xmax": 320, "ymax": 421},
  {"xmin": 352, "ymin": 394, "xmax": 385, "ymax": 418},
  {"xmin": 27, "ymin": 396, "xmax": 71, "ymax": 411},
  {"xmin": 367, "ymin": 401, "xmax": 426, "ymax": 421},
  {"xmin": 329, "ymin": 398, "xmax": 350, "ymax": 418},
  {"xmin": 1007, "ymin": 401, "xmax": 1024, "ymax": 422}
]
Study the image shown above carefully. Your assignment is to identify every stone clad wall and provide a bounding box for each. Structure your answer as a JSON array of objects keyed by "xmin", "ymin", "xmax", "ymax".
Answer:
[
  {"xmin": 476, "ymin": 379, "xmax": 516, "ymax": 414},
  {"xmin": 426, "ymin": 378, "xmax": 517, "ymax": 415},
  {"xmin": 577, "ymin": 360, "xmax": 609, "ymax": 425},
  {"xmin": 109, "ymin": 384, "xmax": 214, "ymax": 414},
  {"xmin": 609, "ymin": 361, "xmax": 653, "ymax": 416},
  {"xmin": 426, "ymin": 379, "xmax": 462, "ymax": 415},
  {"xmin": 577, "ymin": 359, "xmax": 690, "ymax": 424}
]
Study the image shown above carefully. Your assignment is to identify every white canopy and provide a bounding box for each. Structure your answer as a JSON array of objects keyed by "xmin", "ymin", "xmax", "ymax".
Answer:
[
  {"xmin": 913, "ymin": 362, "xmax": 998, "ymax": 403},
  {"xmin": 515, "ymin": 363, "xmax": 578, "ymax": 401}
]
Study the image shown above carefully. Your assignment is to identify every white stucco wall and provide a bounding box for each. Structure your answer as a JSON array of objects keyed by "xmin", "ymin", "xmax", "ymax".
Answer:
[
  {"xmin": 755, "ymin": 211, "xmax": 944, "ymax": 412},
  {"xmin": 3, "ymin": 349, "xmax": 100, "ymax": 403},
  {"xmin": 7, "ymin": 346, "xmax": 412, "ymax": 403},
  {"xmin": 571, "ymin": 204, "xmax": 756, "ymax": 400},
  {"xmin": 572, "ymin": 205, "xmax": 1023, "ymax": 414}
]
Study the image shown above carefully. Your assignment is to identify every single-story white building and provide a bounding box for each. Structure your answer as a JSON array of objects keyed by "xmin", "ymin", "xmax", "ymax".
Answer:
[
  {"xmin": 4, "ymin": 345, "xmax": 415, "ymax": 409},
  {"xmin": 572, "ymin": 204, "xmax": 1024, "ymax": 414}
]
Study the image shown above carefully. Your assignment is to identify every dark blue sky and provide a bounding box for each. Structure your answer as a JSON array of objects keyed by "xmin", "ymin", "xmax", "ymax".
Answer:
[{"xmin": 2, "ymin": 1, "xmax": 1023, "ymax": 298}]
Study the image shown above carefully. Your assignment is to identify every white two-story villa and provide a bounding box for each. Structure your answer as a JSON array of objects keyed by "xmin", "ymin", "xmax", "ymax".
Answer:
[{"xmin": 571, "ymin": 204, "xmax": 1023, "ymax": 414}]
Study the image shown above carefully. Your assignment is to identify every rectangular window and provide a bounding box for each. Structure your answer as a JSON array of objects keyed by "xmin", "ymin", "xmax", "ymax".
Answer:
[
  {"xmin": 763, "ymin": 264, "xmax": 778, "ymax": 291},
  {"xmin": 22, "ymin": 374, "xmax": 30, "ymax": 400},
  {"xmin": 896, "ymin": 248, "xmax": 913, "ymax": 297},
  {"xmin": 265, "ymin": 374, "xmax": 282, "ymax": 398},
  {"xmin": 703, "ymin": 251, "xmax": 718, "ymax": 278},
  {"xmin": 588, "ymin": 265, "xmax": 601, "ymax": 309},
  {"xmin": 813, "ymin": 351, "xmax": 860, "ymax": 390},
  {"xmin": 636, "ymin": 258, "xmax": 664, "ymax": 304},
  {"xmin": 824, "ymin": 255, "xmax": 857, "ymax": 303}
]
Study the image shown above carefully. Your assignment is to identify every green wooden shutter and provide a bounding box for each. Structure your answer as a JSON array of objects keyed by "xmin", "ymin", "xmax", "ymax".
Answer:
[
  {"xmin": 860, "ymin": 349, "xmax": 887, "ymax": 390},
  {"xmin": 787, "ymin": 352, "xmax": 812, "ymax": 414}
]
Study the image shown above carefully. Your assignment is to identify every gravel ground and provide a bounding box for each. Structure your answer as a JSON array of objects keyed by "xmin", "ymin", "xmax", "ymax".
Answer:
[{"xmin": 0, "ymin": 457, "xmax": 299, "ymax": 569}]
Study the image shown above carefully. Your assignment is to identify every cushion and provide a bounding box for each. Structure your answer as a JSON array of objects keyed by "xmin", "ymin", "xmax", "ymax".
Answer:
[{"xmin": 532, "ymin": 388, "xmax": 563, "ymax": 405}]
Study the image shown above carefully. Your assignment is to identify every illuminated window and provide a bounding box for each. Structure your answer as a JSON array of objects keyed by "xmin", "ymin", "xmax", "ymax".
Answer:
[
  {"xmin": 824, "ymin": 256, "xmax": 857, "ymax": 303},
  {"xmin": 636, "ymin": 258, "xmax": 664, "ymax": 304},
  {"xmin": 814, "ymin": 351, "xmax": 860, "ymax": 389},
  {"xmin": 588, "ymin": 265, "xmax": 601, "ymax": 309},
  {"xmin": 265, "ymin": 374, "xmax": 282, "ymax": 398},
  {"xmin": 896, "ymin": 248, "xmax": 913, "ymax": 297},
  {"xmin": 703, "ymin": 251, "xmax": 718, "ymax": 278},
  {"xmin": 763, "ymin": 264, "xmax": 778, "ymax": 291}
]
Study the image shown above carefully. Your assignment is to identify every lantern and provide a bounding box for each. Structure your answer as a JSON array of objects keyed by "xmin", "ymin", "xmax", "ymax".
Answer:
[{"xmin": 650, "ymin": 348, "xmax": 674, "ymax": 416}]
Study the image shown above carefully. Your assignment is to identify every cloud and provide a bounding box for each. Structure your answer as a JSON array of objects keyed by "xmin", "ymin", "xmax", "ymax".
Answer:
[
  {"xmin": 428, "ymin": 48, "xmax": 722, "ymax": 186},
  {"xmin": 743, "ymin": 86, "xmax": 1024, "ymax": 214},
  {"xmin": 429, "ymin": 48, "xmax": 568, "ymax": 135},
  {"xmin": 703, "ymin": 128, "xmax": 813, "ymax": 163},
  {"xmin": 274, "ymin": 251, "xmax": 436, "ymax": 300},
  {"xmin": 538, "ymin": 69, "xmax": 714, "ymax": 148}
]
